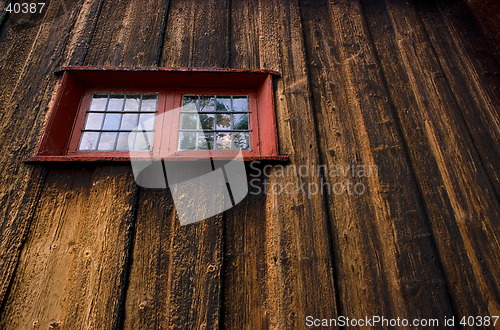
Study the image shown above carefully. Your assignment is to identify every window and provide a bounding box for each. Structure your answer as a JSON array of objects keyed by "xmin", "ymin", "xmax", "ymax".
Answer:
[
  {"xmin": 32, "ymin": 67, "xmax": 287, "ymax": 161},
  {"xmin": 178, "ymin": 95, "xmax": 250, "ymax": 151},
  {"xmin": 75, "ymin": 94, "xmax": 157, "ymax": 151}
]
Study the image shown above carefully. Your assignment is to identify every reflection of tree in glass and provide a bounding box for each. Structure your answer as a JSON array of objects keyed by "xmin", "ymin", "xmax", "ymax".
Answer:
[
  {"xmin": 197, "ymin": 133, "xmax": 214, "ymax": 150},
  {"xmin": 199, "ymin": 114, "xmax": 214, "ymax": 130},
  {"xmin": 180, "ymin": 132, "xmax": 196, "ymax": 149},
  {"xmin": 216, "ymin": 114, "xmax": 231, "ymax": 129},
  {"xmin": 234, "ymin": 133, "xmax": 250, "ymax": 150},
  {"xmin": 217, "ymin": 134, "xmax": 232, "ymax": 150},
  {"xmin": 233, "ymin": 114, "xmax": 249, "ymax": 129},
  {"xmin": 181, "ymin": 114, "xmax": 198, "ymax": 129},
  {"xmin": 182, "ymin": 96, "xmax": 197, "ymax": 111},
  {"xmin": 198, "ymin": 96, "xmax": 215, "ymax": 111},
  {"xmin": 216, "ymin": 97, "xmax": 231, "ymax": 111}
]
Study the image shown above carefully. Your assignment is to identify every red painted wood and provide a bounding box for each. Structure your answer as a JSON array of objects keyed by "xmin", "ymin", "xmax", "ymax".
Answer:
[
  {"xmin": 53, "ymin": 68, "xmax": 275, "ymax": 89},
  {"xmin": 257, "ymin": 75, "xmax": 279, "ymax": 157},
  {"xmin": 36, "ymin": 72, "xmax": 85, "ymax": 155},
  {"xmin": 35, "ymin": 68, "xmax": 283, "ymax": 161},
  {"xmin": 27, "ymin": 155, "xmax": 290, "ymax": 162},
  {"xmin": 55, "ymin": 66, "xmax": 281, "ymax": 76}
]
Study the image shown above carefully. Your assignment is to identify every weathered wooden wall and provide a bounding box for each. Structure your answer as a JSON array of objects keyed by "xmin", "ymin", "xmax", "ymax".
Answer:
[{"xmin": 0, "ymin": 0, "xmax": 498, "ymax": 328}]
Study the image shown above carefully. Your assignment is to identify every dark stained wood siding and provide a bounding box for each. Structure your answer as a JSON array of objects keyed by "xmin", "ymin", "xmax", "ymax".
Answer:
[{"xmin": 0, "ymin": 0, "xmax": 498, "ymax": 328}]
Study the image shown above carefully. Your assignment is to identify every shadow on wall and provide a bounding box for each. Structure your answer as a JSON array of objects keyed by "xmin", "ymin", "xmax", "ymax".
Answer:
[{"xmin": 466, "ymin": 0, "xmax": 500, "ymax": 44}]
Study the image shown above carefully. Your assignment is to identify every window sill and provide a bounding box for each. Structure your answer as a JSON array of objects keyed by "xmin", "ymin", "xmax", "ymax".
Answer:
[{"xmin": 26, "ymin": 154, "xmax": 290, "ymax": 163}]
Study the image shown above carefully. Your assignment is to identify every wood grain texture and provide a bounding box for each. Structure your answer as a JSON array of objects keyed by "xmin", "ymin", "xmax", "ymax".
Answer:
[
  {"xmin": 222, "ymin": 0, "xmax": 338, "ymax": 328},
  {"xmin": 0, "ymin": 166, "xmax": 137, "ymax": 329},
  {"xmin": 0, "ymin": 0, "xmax": 498, "ymax": 328},
  {"xmin": 418, "ymin": 0, "xmax": 500, "ymax": 197},
  {"xmin": 220, "ymin": 2, "xmax": 269, "ymax": 328},
  {"xmin": 124, "ymin": 0, "xmax": 228, "ymax": 328},
  {"xmin": 360, "ymin": 0, "xmax": 499, "ymax": 319},
  {"xmin": 252, "ymin": 0, "xmax": 338, "ymax": 327},
  {"xmin": 0, "ymin": 0, "xmax": 84, "ymax": 307},
  {"xmin": 0, "ymin": 0, "xmax": 162, "ymax": 326},
  {"xmin": 383, "ymin": 0, "xmax": 500, "ymax": 319},
  {"xmin": 300, "ymin": 0, "xmax": 455, "ymax": 321}
]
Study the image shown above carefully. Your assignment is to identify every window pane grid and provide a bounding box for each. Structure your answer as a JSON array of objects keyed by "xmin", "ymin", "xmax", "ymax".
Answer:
[
  {"xmin": 85, "ymin": 110, "xmax": 156, "ymax": 114},
  {"xmin": 80, "ymin": 129, "xmax": 155, "ymax": 132},
  {"xmin": 178, "ymin": 130, "xmax": 250, "ymax": 132},
  {"xmin": 79, "ymin": 93, "xmax": 157, "ymax": 151},
  {"xmin": 179, "ymin": 94, "xmax": 251, "ymax": 151}
]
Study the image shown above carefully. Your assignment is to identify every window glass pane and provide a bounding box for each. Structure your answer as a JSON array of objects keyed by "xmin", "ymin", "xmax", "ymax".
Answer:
[
  {"xmin": 232, "ymin": 96, "xmax": 248, "ymax": 112},
  {"xmin": 108, "ymin": 95, "xmax": 125, "ymax": 111},
  {"xmin": 120, "ymin": 114, "xmax": 139, "ymax": 130},
  {"xmin": 233, "ymin": 113, "xmax": 249, "ymax": 130},
  {"xmin": 198, "ymin": 96, "xmax": 215, "ymax": 112},
  {"xmin": 176, "ymin": 94, "xmax": 251, "ymax": 151},
  {"xmin": 134, "ymin": 131, "xmax": 153, "ymax": 151},
  {"xmin": 79, "ymin": 132, "xmax": 100, "ymax": 150},
  {"xmin": 89, "ymin": 94, "xmax": 108, "ymax": 111},
  {"xmin": 199, "ymin": 114, "xmax": 214, "ymax": 130},
  {"xmin": 102, "ymin": 113, "xmax": 121, "ymax": 130},
  {"xmin": 97, "ymin": 132, "xmax": 117, "ymax": 150},
  {"xmin": 182, "ymin": 95, "xmax": 197, "ymax": 111},
  {"xmin": 181, "ymin": 114, "xmax": 198, "ymax": 129},
  {"xmin": 141, "ymin": 95, "xmax": 157, "ymax": 112},
  {"xmin": 139, "ymin": 114, "xmax": 155, "ymax": 131},
  {"xmin": 79, "ymin": 93, "xmax": 159, "ymax": 152},
  {"xmin": 216, "ymin": 96, "xmax": 231, "ymax": 111},
  {"xmin": 179, "ymin": 132, "xmax": 196, "ymax": 150},
  {"xmin": 197, "ymin": 132, "xmax": 214, "ymax": 150},
  {"xmin": 124, "ymin": 95, "xmax": 141, "ymax": 111},
  {"xmin": 116, "ymin": 132, "xmax": 131, "ymax": 151},
  {"xmin": 216, "ymin": 133, "xmax": 232, "ymax": 150},
  {"xmin": 84, "ymin": 113, "xmax": 104, "ymax": 130},
  {"xmin": 233, "ymin": 132, "xmax": 250, "ymax": 150},
  {"xmin": 216, "ymin": 113, "xmax": 231, "ymax": 130}
]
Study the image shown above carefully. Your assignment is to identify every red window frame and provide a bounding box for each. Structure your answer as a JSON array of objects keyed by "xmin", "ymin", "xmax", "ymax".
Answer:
[
  {"xmin": 168, "ymin": 88, "xmax": 259, "ymax": 159},
  {"xmin": 67, "ymin": 87, "xmax": 168, "ymax": 158},
  {"xmin": 31, "ymin": 67, "xmax": 288, "ymax": 162}
]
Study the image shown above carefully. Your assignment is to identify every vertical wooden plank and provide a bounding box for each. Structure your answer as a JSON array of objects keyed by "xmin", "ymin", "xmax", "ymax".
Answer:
[
  {"xmin": 0, "ymin": 167, "xmax": 137, "ymax": 329},
  {"xmin": 299, "ymin": 0, "xmax": 455, "ymax": 321},
  {"xmin": 82, "ymin": 0, "xmax": 169, "ymax": 67},
  {"xmin": 382, "ymin": 0, "xmax": 500, "ymax": 318},
  {"xmin": 124, "ymin": 0, "xmax": 229, "ymax": 328},
  {"xmin": 224, "ymin": 0, "xmax": 339, "ymax": 328},
  {"xmin": 0, "ymin": 0, "xmax": 84, "ymax": 307},
  {"xmin": 161, "ymin": 0, "xmax": 230, "ymax": 68},
  {"xmin": 60, "ymin": 0, "xmax": 106, "ymax": 66},
  {"xmin": 0, "ymin": 0, "xmax": 171, "ymax": 327},
  {"xmin": 219, "ymin": 2, "xmax": 270, "ymax": 328},
  {"xmin": 362, "ymin": 0, "xmax": 500, "ymax": 319},
  {"xmin": 417, "ymin": 0, "xmax": 500, "ymax": 197},
  {"xmin": 221, "ymin": 179, "xmax": 270, "ymax": 328},
  {"xmin": 0, "ymin": 0, "xmax": 47, "ymax": 108}
]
